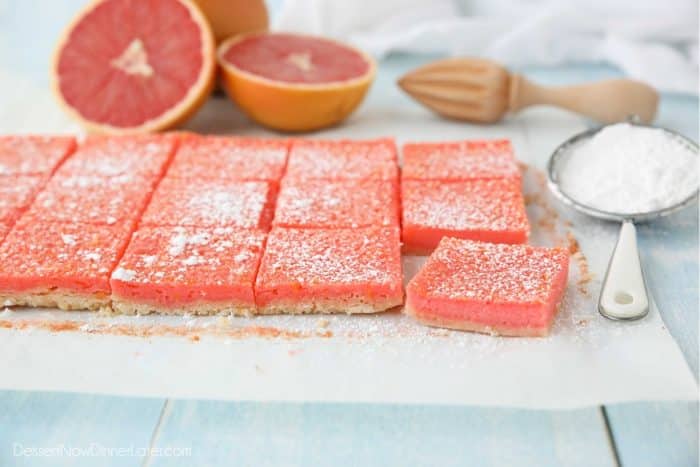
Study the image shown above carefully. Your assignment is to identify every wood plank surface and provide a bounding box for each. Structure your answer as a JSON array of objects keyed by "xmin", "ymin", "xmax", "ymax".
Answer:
[
  {"xmin": 147, "ymin": 401, "xmax": 616, "ymax": 467},
  {"xmin": 0, "ymin": 390, "xmax": 165, "ymax": 467}
]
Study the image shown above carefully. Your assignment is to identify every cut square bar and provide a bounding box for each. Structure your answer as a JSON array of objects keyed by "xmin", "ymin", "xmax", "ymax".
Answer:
[
  {"xmin": 56, "ymin": 134, "xmax": 176, "ymax": 178},
  {"xmin": 0, "ymin": 220, "xmax": 133, "ymax": 311},
  {"xmin": 273, "ymin": 178, "xmax": 399, "ymax": 229},
  {"xmin": 167, "ymin": 136, "xmax": 288, "ymax": 182},
  {"xmin": 405, "ymin": 238, "xmax": 569, "ymax": 337},
  {"xmin": 140, "ymin": 178, "xmax": 277, "ymax": 229},
  {"xmin": 110, "ymin": 225, "xmax": 266, "ymax": 316},
  {"xmin": 25, "ymin": 173, "xmax": 156, "ymax": 226},
  {"xmin": 401, "ymin": 179, "xmax": 529, "ymax": 254},
  {"xmin": 0, "ymin": 135, "xmax": 76, "ymax": 175},
  {"xmin": 255, "ymin": 227, "xmax": 403, "ymax": 314},
  {"xmin": 285, "ymin": 138, "xmax": 398, "ymax": 181},
  {"xmin": 402, "ymin": 139, "xmax": 520, "ymax": 181}
]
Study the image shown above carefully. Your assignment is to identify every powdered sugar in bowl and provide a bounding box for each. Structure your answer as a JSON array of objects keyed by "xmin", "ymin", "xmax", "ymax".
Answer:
[{"xmin": 547, "ymin": 121, "xmax": 698, "ymax": 321}]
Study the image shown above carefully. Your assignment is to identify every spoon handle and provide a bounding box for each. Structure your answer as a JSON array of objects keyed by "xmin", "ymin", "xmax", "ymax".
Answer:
[{"xmin": 598, "ymin": 221, "xmax": 650, "ymax": 320}]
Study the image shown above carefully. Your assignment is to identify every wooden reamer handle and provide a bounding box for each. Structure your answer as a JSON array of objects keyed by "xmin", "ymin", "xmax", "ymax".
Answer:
[{"xmin": 509, "ymin": 75, "xmax": 659, "ymax": 124}]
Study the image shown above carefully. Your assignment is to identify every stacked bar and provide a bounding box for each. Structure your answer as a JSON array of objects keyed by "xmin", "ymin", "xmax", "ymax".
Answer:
[
  {"xmin": 401, "ymin": 139, "xmax": 529, "ymax": 254},
  {"xmin": 255, "ymin": 138, "xmax": 404, "ymax": 314},
  {"xmin": 0, "ymin": 134, "xmax": 175, "ymax": 311},
  {"xmin": 402, "ymin": 140, "xmax": 569, "ymax": 336},
  {"xmin": 110, "ymin": 136, "xmax": 288, "ymax": 316}
]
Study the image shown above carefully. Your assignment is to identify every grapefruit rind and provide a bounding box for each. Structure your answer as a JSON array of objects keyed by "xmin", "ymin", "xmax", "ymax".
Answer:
[
  {"xmin": 193, "ymin": 0, "xmax": 269, "ymax": 44},
  {"xmin": 217, "ymin": 32, "xmax": 376, "ymax": 132},
  {"xmin": 51, "ymin": 0, "xmax": 216, "ymax": 135}
]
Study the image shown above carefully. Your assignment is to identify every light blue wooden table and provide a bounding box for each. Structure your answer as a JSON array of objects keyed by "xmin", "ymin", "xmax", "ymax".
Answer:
[{"xmin": 0, "ymin": 2, "xmax": 697, "ymax": 466}]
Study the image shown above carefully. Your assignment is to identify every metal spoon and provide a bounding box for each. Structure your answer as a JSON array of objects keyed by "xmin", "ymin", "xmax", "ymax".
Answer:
[{"xmin": 546, "ymin": 122, "xmax": 698, "ymax": 321}]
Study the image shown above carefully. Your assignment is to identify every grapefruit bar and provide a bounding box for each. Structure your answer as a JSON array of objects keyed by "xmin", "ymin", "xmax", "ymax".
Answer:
[
  {"xmin": 401, "ymin": 178, "xmax": 529, "ymax": 254},
  {"xmin": 0, "ymin": 175, "xmax": 47, "ymax": 228},
  {"xmin": 110, "ymin": 226, "xmax": 266, "ymax": 316},
  {"xmin": 56, "ymin": 134, "xmax": 175, "ymax": 178},
  {"xmin": 405, "ymin": 238, "xmax": 570, "ymax": 337},
  {"xmin": 0, "ymin": 135, "xmax": 75, "ymax": 176},
  {"xmin": 273, "ymin": 178, "xmax": 399, "ymax": 229},
  {"xmin": 0, "ymin": 219, "xmax": 133, "ymax": 311},
  {"xmin": 255, "ymin": 227, "xmax": 403, "ymax": 314},
  {"xmin": 167, "ymin": 135, "xmax": 289, "ymax": 182},
  {"xmin": 402, "ymin": 139, "xmax": 520, "ymax": 181},
  {"xmin": 285, "ymin": 138, "xmax": 398, "ymax": 181},
  {"xmin": 25, "ymin": 173, "xmax": 157, "ymax": 226},
  {"xmin": 140, "ymin": 177, "xmax": 277, "ymax": 229}
]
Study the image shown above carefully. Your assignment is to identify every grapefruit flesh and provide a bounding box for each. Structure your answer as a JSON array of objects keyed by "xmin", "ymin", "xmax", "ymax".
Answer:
[
  {"xmin": 217, "ymin": 32, "xmax": 375, "ymax": 132},
  {"xmin": 53, "ymin": 0, "xmax": 215, "ymax": 134},
  {"xmin": 222, "ymin": 34, "xmax": 371, "ymax": 84}
]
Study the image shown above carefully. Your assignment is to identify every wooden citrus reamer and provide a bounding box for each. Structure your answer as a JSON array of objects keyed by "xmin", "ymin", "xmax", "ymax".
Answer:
[{"xmin": 398, "ymin": 58, "xmax": 659, "ymax": 124}]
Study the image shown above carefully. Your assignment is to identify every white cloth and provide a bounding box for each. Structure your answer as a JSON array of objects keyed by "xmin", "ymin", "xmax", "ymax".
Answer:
[{"xmin": 274, "ymin": 0, "xmax": 699, "ymax": 94}]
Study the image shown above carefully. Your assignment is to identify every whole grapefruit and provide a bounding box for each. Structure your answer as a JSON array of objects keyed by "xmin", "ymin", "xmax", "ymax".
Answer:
[
  {"xmin": 217, "ymin": 32, "xmax": 376, "ymax": 132},
  {"xmin": 193, "ymin": 0, "xmax": 269, "ymax": 44},
  {"xmin": 52, "ymin": 0, "xmax": 216, "ymax": 134}
]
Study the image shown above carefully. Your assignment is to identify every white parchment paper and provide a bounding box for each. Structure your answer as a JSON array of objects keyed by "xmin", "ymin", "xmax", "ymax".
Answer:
[{"xmin": 0, "ymin": 81, "xmax": 696, "ymax": 408}]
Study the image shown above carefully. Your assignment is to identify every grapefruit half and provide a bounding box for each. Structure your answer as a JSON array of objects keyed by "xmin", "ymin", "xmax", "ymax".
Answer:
[
  {"xmin": 217, "ymin": 32, "xmax": 376, "ymax": 132},
  {"xmin": 52, "ymin": 0, "xmax": 216, "ymax": 134}
]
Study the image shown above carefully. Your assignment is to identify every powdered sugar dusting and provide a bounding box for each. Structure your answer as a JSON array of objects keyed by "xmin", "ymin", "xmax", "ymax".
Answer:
[
  {"xmin": 402, "ymin": 179, "xmax": 529, "ymax": 231},
  {"xmin": 82, "ymin": 251, "xmax": 102, "ymax": 262},
  {"xmin": 402, "ymin": 139, "xmax": 520, "ymax": 180},
  {"xmin": 410, "ymin": 238, "xmax": 568, "ymax": 303},
  {"xmin": 257, "ymin": 227, "xmax": 402, "ymax": 287},
  {"xmin": 274, "ymin": 179, "xmax": 398, "ymax": 228},
  {"xmin": 286, "ymin": 138, "xmax": 398, "ymax": 180},
  {"xmin": 112, "ymin": 267, "xmax": 137, "ymax": 281},
  {"xmin": 142, "ymin": 178, "xmax": 272, "ymax": 228},
  {"xmin": 0, "ymin": 135, "xmax": 75, "ymax": 175},
  {"xmin": 0, "ymin": 176, "xmax": 45, "ymax": 220},
  {"xmin": 59, "ymin": 135, "xmax": 174, "ymax": 177},
  {"xmin": 112, "ymin": 226, "xmax": 266, "ymax": 288},
  {"xmin": 169, "ymin": 136, "xmax": 288, "ymax": 181},
  {"xmin": 0, "ymin": 221, "xmax": 132, "ymax": 290},
  {"xmin": 28, "ymin": 173, "xmax": 153, "ymax": 225},
  {"xmin": 167, "ymin": 230, "xmax": 210, "ymax": 256},
  {"xmin": 60, "ymin": 234, "xmax": 76, "ymax": 245}
]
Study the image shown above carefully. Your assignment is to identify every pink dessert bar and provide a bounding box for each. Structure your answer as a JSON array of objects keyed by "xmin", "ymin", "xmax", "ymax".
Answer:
[
  {"xmin": 0, "ymin": 219, "xmax": 133, "ymax": 311},
  {"xmin": 402, "ymin": 139, "xmax": 520, "ymax": 181},
  {"xmin": 285, "ymin": 138, "xmax": 398, "ymax": 181},
  {"xmin": 405, "ymin": 237, "xmax": 570, "ymax": 337},
  {"xmin": 140, "ymin": 177, "xmax": 277, "ymax": 229},
  {"xmin": 273, "ymin": 178, "xmax": 399, "ymax": 229},
  {"xmin": 110, "ymin": 225, "xmax": 266, "ymax": 315},
  {"xmin": 56, "ymin": 134, "xmax": 176, "ymax": 178},
  {"xmin": 167, "ymin": 135, "xmax": 289, "ymax": 182},
  {"xmin": 25, "ymin": 173, "xmax": 156, "ymax": 226},
  {"xmin": 0, "ymin": 135, "xmax": 75, "ymax": 175},
  {"xmin": 255, "ymin": 227, "xmax": 403, "ymax": 314},
  {"xmin": 401, "ymin": 179, "xmax": 530, "ymax": 254}
]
